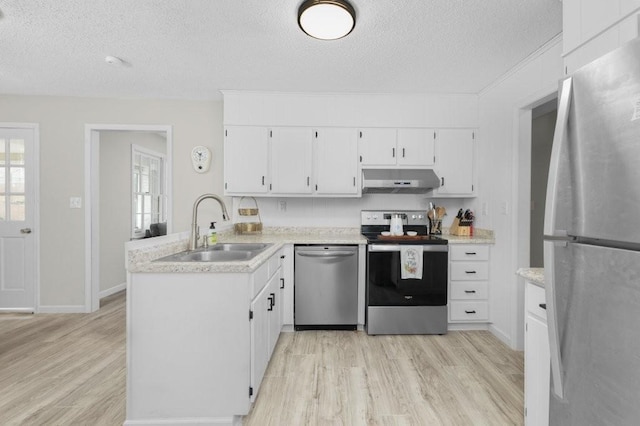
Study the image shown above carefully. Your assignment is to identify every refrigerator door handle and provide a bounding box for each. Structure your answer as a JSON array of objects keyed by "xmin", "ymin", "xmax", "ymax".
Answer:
[
  {"xmin": 543, "ymin": 77, "xmax": 573, "ymax": 237},
  {"xmin": 544, "ymin": 240, "xmax": 565, "ymax": 399}
]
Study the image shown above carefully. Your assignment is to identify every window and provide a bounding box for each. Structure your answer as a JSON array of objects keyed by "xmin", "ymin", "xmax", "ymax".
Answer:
[
  {"xmin": 0, "ymin": 137, "xmax": 26, "ymax": 221},
  {"xmin": 132, "ymin": 146, "xmax": 166, "ymax": 238}
]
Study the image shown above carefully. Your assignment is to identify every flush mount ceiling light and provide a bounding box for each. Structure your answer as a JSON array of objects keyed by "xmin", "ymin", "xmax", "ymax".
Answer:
[{"xmin": 298, "ymin": 0, "xmax": 356, "ymax": 40}]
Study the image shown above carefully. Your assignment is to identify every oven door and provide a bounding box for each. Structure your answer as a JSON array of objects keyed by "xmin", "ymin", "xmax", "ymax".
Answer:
[{"xmin": 367, "ymin": 244, "xmax": 448, "ymax": 306}]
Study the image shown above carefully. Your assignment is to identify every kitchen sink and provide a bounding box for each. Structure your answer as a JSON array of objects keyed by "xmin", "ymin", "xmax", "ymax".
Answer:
[{"xmin": 154, "ymin": 243, "xmax": 272, "ymax": 263}]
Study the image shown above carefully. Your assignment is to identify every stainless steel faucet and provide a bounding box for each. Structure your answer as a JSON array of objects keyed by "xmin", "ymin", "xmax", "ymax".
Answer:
[{"xmin": 189, "ymin": 193, "xmax": 230, "ymax": 250}]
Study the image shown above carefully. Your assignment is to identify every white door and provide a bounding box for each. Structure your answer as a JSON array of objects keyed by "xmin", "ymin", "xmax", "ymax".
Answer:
[
  {"xmin": 223, "ymin": 126, "xmax": 269, "ymax": 195},
  {"xmin": 397, "ymin": 128, "xmax": 436, "ymax": 166},
  {"xmin": 270, "ymin": 127, "xmax": 313, "ymax": 194},
  {"xmin": 314, "ymin": 128, "xmax": 358, "ymax": 195},
  {"xmin": 358, "ymin": 128, "xmax": 397, "ymax": 166},
  {"xmin": 0, "ymin": 126, "xmax": 37, "ymax": 312}
]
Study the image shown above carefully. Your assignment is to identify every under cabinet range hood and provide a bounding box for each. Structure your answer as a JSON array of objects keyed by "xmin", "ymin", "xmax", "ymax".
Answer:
[{"xmin": 362, "ymin": 169, "xmax": 441, "ymax": 194}]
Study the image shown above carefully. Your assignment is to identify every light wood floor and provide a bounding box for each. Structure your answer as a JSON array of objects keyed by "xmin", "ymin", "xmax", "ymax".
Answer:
[{"xmin": 0, "ymin": 292, "xmax": 523, "ymax": 425}]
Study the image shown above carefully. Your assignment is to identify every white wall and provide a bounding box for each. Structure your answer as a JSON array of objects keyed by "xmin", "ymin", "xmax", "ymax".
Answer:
[
  {"xmin": 0, "ymin": 95, "xmax": 224, "ymax": 309},
  {"xmin": 477, "ymin": 36, "xmax": 563, "ymax": 349},
  {"xmin": 99, "ymin": 131, "xmax": 166, "ymax": 295}
]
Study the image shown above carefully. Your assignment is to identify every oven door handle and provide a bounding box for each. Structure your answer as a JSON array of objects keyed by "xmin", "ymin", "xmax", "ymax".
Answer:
[{"xmin": 368, "ymin": 244, "xmax": 448, "ymax": 253}]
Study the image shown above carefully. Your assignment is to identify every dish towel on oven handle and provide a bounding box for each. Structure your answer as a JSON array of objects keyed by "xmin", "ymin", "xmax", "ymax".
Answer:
[{"xmin": 400, "ymin": 245, "xmax": 423, "ymax": 279}]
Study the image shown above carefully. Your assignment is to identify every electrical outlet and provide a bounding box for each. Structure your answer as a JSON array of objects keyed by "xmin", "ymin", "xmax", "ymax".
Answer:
[
  {"xmin": 70, "ymin": 197, "xmax": 82, "ymax": 209},
  {"xmin": 278, "ymin": 200, "xmax": 287, "ymax": 212}
]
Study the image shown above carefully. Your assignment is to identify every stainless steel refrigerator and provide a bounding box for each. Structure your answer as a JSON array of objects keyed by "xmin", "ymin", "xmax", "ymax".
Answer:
[{"xmin": 543, "ymin": 37, "xmax": 640, "ymax": 425}]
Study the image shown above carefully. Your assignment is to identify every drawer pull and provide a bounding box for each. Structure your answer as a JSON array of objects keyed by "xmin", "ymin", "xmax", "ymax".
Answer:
[
  {"xmin": 539, "ymin": 303, "xmax": 547, "ymax": 310},
  {"xmin": 465, "ymin": 310, "xmax": 477, "ymax": 314},
  {"xmin": 464, "ymin": 290, "xmax": 476, "ymax": 294},
  {"xmin": 465, "ymin": 252, "xmax": 477, "ymax": 255},
  {"xmin": 465, "ymin": 271, "xmax": 477, "ymax": 274}
]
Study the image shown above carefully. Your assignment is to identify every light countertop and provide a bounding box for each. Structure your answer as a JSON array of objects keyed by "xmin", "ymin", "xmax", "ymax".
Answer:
[
  {"xmin": 126, "ymin": 226, "xmax": 495, "ymax": 274},
  {"xmin": 516, "ymin": 267, "xmax": 544, "ymax": 287}
]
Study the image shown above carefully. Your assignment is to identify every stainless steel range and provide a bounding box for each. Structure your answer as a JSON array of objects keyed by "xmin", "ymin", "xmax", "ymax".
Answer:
[{"xmin": 361, "ymin": 210, "xmax": 448, "ymax": 335}]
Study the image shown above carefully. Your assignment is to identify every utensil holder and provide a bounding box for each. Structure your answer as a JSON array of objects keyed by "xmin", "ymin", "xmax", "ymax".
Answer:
[
  {"xmin": 234, "ymin": 197, "xmax": 263, "ymax": 234},
  {"xmin": 429, "ymin": 218, "xmax": 442, "ymax": 235}
]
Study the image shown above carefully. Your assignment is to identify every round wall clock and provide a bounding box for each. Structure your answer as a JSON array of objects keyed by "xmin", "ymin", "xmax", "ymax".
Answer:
[{"xmin": 191, "ymin": 146, "xmax": 212, "ymax": 173}]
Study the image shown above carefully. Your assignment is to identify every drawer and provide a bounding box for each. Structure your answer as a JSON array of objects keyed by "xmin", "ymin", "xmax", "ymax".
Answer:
[
  {"xmin": 450, "ymin": 245, "xmax": 489, "ymax": 261},
  {"xmin": 450, "ymin": 301, "xmax": 489, "ymax": 322},
  {"xmin": 450, "ymin": 281, "xmax": 488, "ymax": 300},
  {"xmin": 450, "ymin": 261, "xmax": 489, "ymax": 281},
  {"xmin": 526, "ymin": 282, "xmax": 547, "ymax": 321}
]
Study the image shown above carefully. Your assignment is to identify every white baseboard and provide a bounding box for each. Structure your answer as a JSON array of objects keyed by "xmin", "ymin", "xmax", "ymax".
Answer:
[
  {"xmin": 38, "ymin": 305, "xmax": 86, "ymax": 313},
  {"xmin": 489, "ymin": 323, "xmax": 515, "ymax": 349},
  {"xmin": 99, "ymin": 282, "xmax": 126, "ymax": 299}
]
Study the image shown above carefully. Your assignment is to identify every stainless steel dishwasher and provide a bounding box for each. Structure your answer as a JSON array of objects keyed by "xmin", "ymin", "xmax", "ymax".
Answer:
[{"xmin": 294, "ymin": 245, "xmax": 358, "ymax": 330}]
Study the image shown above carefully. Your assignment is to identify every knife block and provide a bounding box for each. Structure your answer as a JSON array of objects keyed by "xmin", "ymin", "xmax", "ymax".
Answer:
[{"xmin": 450, "ymin": 217, "xmax": 472, "ymax": 236}]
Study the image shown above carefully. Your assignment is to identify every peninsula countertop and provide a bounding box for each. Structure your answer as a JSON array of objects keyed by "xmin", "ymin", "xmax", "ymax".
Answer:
[{"xmin": 516, "ymin": 267, "xmax": 545, "ymax": 287}]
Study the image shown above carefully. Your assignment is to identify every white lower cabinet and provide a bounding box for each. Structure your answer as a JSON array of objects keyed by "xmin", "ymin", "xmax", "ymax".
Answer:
[
  {"xmin": 250, "ymin": 249, "xmax": 284, "ymax": 401},
  {"xmin": 525, "ymin": 281, "xmax": 550, "ymax": 426},
  {"xmin": 126, "ymin": 248, "xmax": 287, "ymax": 425},
  {"xmin": 448, "ymin": 244, "xmax": 490, "ymax": 323}
]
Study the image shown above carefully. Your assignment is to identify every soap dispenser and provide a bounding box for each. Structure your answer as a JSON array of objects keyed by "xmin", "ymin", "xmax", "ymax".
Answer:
[{"xmin": 208, "ymin": 222, "xmax": 217, "ymax": 245}]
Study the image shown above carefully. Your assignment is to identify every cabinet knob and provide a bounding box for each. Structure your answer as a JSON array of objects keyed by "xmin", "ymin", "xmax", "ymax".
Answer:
[{"xmin": 465, "ymin": 310, "xmax": 477, "ymax": 314}]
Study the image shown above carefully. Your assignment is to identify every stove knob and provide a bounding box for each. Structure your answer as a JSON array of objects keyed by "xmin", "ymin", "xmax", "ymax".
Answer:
[
  {"xmin": 411, "ymin": 214, "xmax": 417, "ymax": 219},
  {"xmin": 418, "ymin": 215, "xmax": 424, "ymax": 219},
  {"xmin": 373, "ymin": 215, "xmax": 378, "ymax": 220}
]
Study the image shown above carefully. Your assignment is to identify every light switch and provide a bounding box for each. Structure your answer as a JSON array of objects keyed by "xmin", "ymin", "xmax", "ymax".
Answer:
[
  {"xmin": 278, "ymin": 200, "xmax": 287, "ymax": 212},
  {"xmin": 70, "ymin": 197, "xmax": 82, "ymax": 209}
]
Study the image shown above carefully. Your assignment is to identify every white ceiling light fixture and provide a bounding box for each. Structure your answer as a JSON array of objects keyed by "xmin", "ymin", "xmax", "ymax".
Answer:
[
  {"xmin": 298, "ymin": 0, "xmax": 356, "ymax": 40},
  {"xmin": 104, "ymin": 55, "xmax": 124, "ymax": 66}
]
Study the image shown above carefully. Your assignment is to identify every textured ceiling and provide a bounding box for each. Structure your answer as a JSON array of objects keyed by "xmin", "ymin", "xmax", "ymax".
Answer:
[{"xmin": 0, "ymin": 0, "xmax": 563, "ymax": 100}]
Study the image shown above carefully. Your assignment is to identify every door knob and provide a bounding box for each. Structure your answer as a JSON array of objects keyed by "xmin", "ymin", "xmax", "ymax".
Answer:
[{"xmin": 20, "ymin": 228, "xmax": 32, "ymax": 234}]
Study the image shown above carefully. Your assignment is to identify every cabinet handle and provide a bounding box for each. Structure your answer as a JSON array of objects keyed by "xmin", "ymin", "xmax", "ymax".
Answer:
[
  {"xmin": 353, "ymin": 177, "xmax": 356, "ymax": 186},
  {"xmin": 465, "ymin": 310, "xmax": 477, "ymax": 314},
  {"xmin": 280, "ymin": 278, "xmax": 285, "ymax": 289},
  {"xmin": 307, "ymin": 176, "xmax": 310, "ymax": 186},
  {"xmin": 539, "ymin": 303, "xmax": 547, "ymax": 310},
  {"xmin": 441, "ymin": 177, "xmax": 445, "ymax": 186},
  {"xmin": 359, "ymin": 131, "xmax": 362, "ymax": 138},
  {"xmin": 262, "ymin": 176, "xmax": 265, "ymax": 186},
  {"xmin": 402, "ymin": 148, "xmax": 405, "ymax": 158},
  {"xmin": 315, "ymin": 184, "xmax": 318, "ymax": 191},
  {"xmin": 465, "ymin": 271, "xmax": 477, "ymax": 274},
  {"xmin": 280, "ymin": 255, "xmax": 285, "ymax": 259},
  {"xmin": 392, "ymin": 148, "xmax": 395, "ymax": 158},
  {"xmin": 464, "ymin": 290, "xmax": 476, "ymax": 294},
  {"xmin": 267, "ymin": 293, "xmax": 275, "ymax": 311},
  {"xmin": 465, "ymin": 252, "xmax": 477, "ymax": 255}
]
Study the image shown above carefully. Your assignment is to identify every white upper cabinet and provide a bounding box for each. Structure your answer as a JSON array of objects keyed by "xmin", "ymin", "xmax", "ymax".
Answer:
[
  {"xmin": 270, "ymin": 127, "xmax": 313, "ymax": 195},
  {"xmin": 359, "ymin": 128, "xmax": 435, "ymax": 167},
  {"xmin": 432, "ymin": 129, "xmax": 475, "ymax": 197},
  {"xmin": 397, "ymin": 128, "xmax": 436, "ymax": 166},
  {"xmin": 314, "ymin": 128, "xmax": 359, "ymax": 195},
  {"xmin": 358, "ymin": 128, "xmax": 396, "ymax": 166},
  {"xmin": 224, "ymin": 126, "xmax": 269, "ymax": 194}
]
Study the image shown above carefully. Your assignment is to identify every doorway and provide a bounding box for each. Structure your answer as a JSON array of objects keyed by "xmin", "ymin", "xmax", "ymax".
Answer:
[
  {"xmin": 530, "ymin": 100, "xmax": 557, "ymax": 266},
  {"xmin": 85, "ymin": 124, "xmax": 172, "ymax": 312}
]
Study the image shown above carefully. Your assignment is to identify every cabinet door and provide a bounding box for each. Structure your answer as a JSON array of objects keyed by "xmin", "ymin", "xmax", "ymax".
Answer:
[
  {"xmin": 314, "ymin": 128, "xmax": 359, "ymax": 195},
  {"xmin": 250, "ymin": 283, "xmax": 270, "ymax": 400},
  {"xmin": 270, "ymin": 127, "xmax": 313, "ymax": 195},
  {"xmin": 397, "ymin": 128, "xmax": 436, "ymax": 166},
  {"xmin": 224, "ymin": 126, "xmax": 269, "ymax": 194},
  {"xmin": 525, "ymin": 312, "xmax": 550, "ymax": 426},
  {"xmin": 434, "ymin": 129, "xmax": 475, "ymax": 197},
  {"xmin": 266, "ymin": 271, "xmax": 281, "ymax": 358},
  {"xmin": 358, "ymin": 128, "xmax": 396, "ymax": 166}
]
